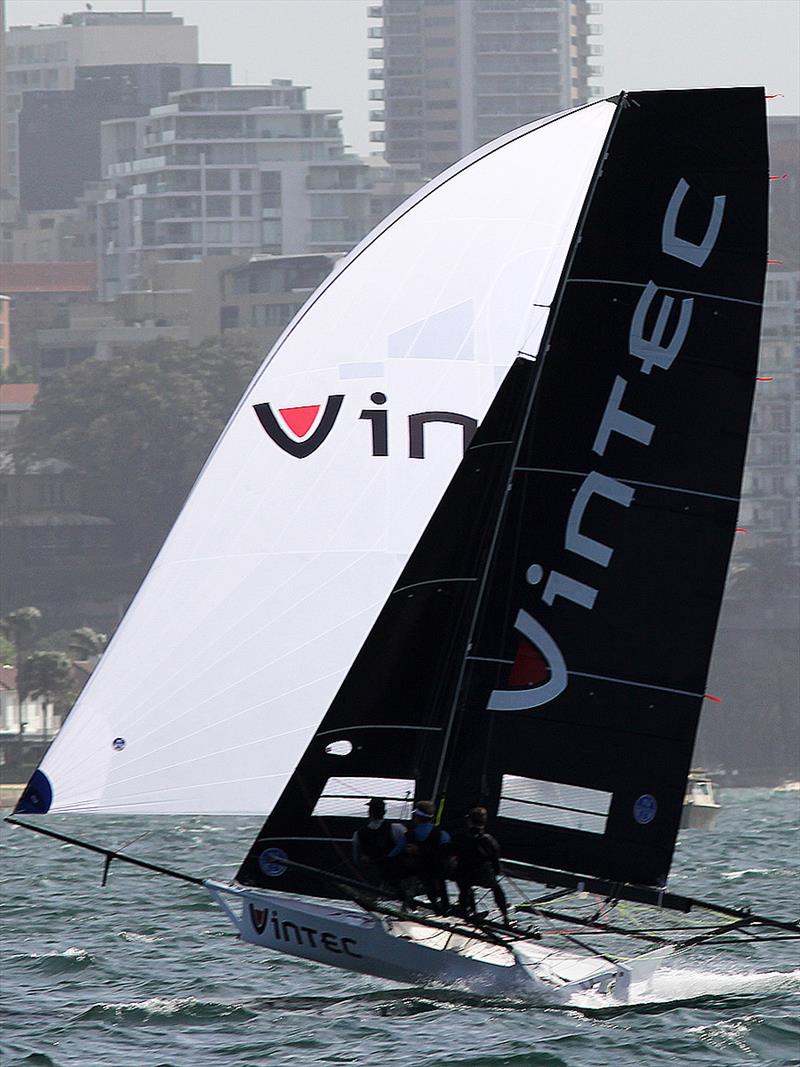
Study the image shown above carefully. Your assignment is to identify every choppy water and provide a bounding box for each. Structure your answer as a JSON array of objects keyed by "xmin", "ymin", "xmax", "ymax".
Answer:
[{"xmin": 2, "ymin": 788, "xmax": 799, "ymax": 1067}]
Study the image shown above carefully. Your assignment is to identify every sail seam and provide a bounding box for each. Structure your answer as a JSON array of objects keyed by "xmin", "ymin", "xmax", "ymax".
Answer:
[
  {"xmin": 317, "ymin": 725, "xmax": 441, "ymax": 737},
  {"xmin": 469, "ymin": 440, "xmax": 514, "ymax": 451},
  {"xmin": 499, "ymin": 797, "xmax": 608, "ymax": 817},
  {"xmin": 393, "ymin": 577, "xmax": 477, "ymax": 595},
  {"xmin": 568, "ymin": 669, "xmax": 703, "ymax": 698},
  {"xmin": 516, "ymin": 467, "xmax": 740, "ymax": 502},
  {"xmin": 568, "ymin": 277, "xmax": 762, "ymax": 306},
  {"xmin": 257, "ymin": 837, "xmax": 353, "ymax": 843}
]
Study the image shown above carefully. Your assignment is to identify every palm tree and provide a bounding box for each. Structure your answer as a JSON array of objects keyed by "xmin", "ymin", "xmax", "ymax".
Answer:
[
  {"xmin": 68, "ymin": 627, "xmax": 107, "ymax": 660},
  {"xmin": 18, "ymin": 651, "xmax": 74, "ymax": 734},
  {"xmin": 0, "ymin": 607, "xmax": 42, "ymax": 678}
]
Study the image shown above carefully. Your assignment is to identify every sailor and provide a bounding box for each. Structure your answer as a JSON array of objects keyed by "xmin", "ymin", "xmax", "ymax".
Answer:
[
  {"xmin": 352, "ymin": 797, "xmax": 406, "ymax": 887},
  {"xmin": 403, "ymin": 800, "xmax": 452, "ymax": 914},
  {"xmin": 454, "ymin": 806, "xmax": 509, "ymax": 925}
]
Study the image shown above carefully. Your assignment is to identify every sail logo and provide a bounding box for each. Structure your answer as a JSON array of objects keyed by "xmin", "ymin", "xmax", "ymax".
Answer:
[
  {"xmin": 254, "ymin": 392, "xmax": 477, "ymax": 460},
  {"xmin": 248, "ymin": 903, "xmax": 363, "ymax": 958},
  {"xmin": 489, "ymin": 176, "xmax": 727, "ymax": 713},
  {"xmin": 254, "ymin": 395, "xmax": 344, "ymax": 459}
]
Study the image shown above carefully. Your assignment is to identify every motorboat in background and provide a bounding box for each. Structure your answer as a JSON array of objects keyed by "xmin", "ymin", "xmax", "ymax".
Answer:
[{"xmin": 680, "ymin": 771, "xmax": 721, "ymax": 830}]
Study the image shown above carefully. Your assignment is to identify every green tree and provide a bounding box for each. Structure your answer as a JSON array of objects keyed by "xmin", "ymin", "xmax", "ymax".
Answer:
[
  {"xmin": 0, "ymin": 362, "xmax": 34, "ymax": 384},
  {"xmin": 0, "ymin": 633, "xmax": 15, "ymax": 666},
  {"xmin": 18, "ymin": 650, "xmax": 74, "ymax": 728},
  {"xmin": 68, "ymin": 626, "xmax": 107, "ymax": 659},
  {"xmin": 0, "ymin": 607, "xmax": 42, "ymax": 677},
  {"xmin": 15, "ymin": 336, "xmax": 262, "ymax": 557}
]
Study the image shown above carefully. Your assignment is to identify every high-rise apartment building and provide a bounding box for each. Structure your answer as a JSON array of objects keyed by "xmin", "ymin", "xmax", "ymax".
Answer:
[
  {"xmin": 97, "ymin": 81, "xmax": 372, "ymax": 299},
  {"xmin": 737, "ymin": 118, "xmax": 800, "ymax": 564},
  {"xmin": 739, "ymin": 269, "xmax": 800, "ymax": 561},
  {"xmin": 3, "ymin": 8, "xmax": 198, "ymax": 196},
  {"xmin": 368, "ymin": 0, "xmax": 603, "ymax": 176},
  {"xmin": 19, "ymin": 62, "xmax": 231, "ymax": 211}
]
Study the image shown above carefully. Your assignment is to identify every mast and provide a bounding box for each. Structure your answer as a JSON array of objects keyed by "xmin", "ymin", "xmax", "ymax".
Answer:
[{"xmin": 430, "ymin": 93, "xmax": 628, "ymax": 805}]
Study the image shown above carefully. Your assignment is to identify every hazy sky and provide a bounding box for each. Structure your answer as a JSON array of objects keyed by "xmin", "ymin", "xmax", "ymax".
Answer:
[{"xmin": 7, "ymin": 0, "xmax": 799, "ymax": 154}]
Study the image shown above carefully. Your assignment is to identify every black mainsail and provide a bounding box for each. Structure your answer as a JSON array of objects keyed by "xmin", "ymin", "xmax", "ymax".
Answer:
[{"xmin": 238, "ymin": 88, "xmax": 768, "ymax": 897}]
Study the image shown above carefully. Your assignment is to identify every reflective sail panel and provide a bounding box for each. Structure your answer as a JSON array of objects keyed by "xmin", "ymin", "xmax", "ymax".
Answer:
[
  {"xmin": 239, "ymin": 88, "xmax": 767, "ymax": 893},
  {"xmin": 18, "ymin": 102, "xmax": 616, "ymax": 814}
]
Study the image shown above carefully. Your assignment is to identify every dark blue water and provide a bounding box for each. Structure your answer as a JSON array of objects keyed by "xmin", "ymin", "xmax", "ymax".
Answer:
[{"xmin": 2, "ymin": 789, "xmax": 799, "ymax": 1066}]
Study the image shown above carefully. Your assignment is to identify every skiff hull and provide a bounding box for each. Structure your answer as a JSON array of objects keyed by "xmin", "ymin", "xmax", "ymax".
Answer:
[{"xmin": 206, "ymin": 882, "xmax": 664, "ymax": 1002}]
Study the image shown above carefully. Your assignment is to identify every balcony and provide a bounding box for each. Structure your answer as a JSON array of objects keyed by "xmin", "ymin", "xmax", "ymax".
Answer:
[
  {"xmin": 368, "ymin": 88, "xmax": 385, "ymax": 101},
  {"xmin": 367, "ymin": 4, "xmax": 383, "ymax": 16},
  {"xmin": 368, "ymin": 47, "xmax": 384, "ymax": 60},
  {"xmin": 369, "ymin": 110, "xmax": 385, "ymax": 122},
  {"xmin": 368, "ymin": 69, "xmax": 385, "ymax": 81},
  {"xmin": 367, "ymin": 26, "xmax": 383, "ymax": 38},
  {"xmin": 587, "ymin": 22, "xmax": 603, "ymax": 34},
  {"xmin": 107, "ymin": 156, "xmax": 167, "ymax": 177},
  {"xmin": 369, "ymin": 131, "xmax": 386, "ymax": 142}
]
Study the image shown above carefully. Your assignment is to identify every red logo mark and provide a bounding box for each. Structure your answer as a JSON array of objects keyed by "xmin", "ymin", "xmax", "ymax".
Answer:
[{"xmin": 279, "ymin": 405, "xmax": 320, "ymax": 439}]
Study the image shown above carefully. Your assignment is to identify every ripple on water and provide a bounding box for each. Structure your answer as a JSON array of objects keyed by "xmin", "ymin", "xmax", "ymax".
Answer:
[
  {"xmin": 11, "ymin": 947, "xmax": 95, "ymax": 975},
  {"xmin": 3, "ymin": 794, "xmax": 800, "ymax": 1067},
  {"xmin": 75, "ymin": 996, "xmax": 257, "ymax": 1026}
]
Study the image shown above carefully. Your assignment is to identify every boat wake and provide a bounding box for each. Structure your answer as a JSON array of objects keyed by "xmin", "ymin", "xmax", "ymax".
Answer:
[{"xmin": 567, "ymin": 965, "xmax": 800, "ymax": 1013}]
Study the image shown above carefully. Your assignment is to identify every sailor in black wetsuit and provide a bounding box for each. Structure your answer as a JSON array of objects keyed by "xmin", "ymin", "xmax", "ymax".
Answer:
[
  {"xmin": 352, "ymin": 797, "xmax": 406, "ymax": 888},
  {"xmin": 454, "ymin": 806, "xmax": 509, "ymax": 925}
]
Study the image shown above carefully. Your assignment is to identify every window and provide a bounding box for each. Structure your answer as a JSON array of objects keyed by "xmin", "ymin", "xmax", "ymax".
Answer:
[
  {"xmin": 498, "ymin": 775, "xmax": 612, "ymax": 835},
  {"xmin": 238, "ymin": 195, "xmax": 253, "ymax": 216},
  {"xmin": 220, "ymin": 306, "xmax": 240, "ymax": 330},
  {"xmin": 206, "ymin": 196, "xmax": 232, "ymax": 216},
  {"xmin": 238, "ymin": 170, "xmax": 253, "ymax": 190},
  {"xmin": 311, "ymin": 777, "xmax": 415, "ymax": 818},
  {"xmin": 251, "ymin": 302, "xmax": 302, "ymax": 328},
  {"xmin": 205, "ymin": 170, "xmax": 231, "ymax": 191},
  {"xmin": 205, "ymin": 222, "xmax": 232, "ymax": 242},
  {"xmin": 261, "ymin": 219, "xmax": 282, "ymax": 246}
]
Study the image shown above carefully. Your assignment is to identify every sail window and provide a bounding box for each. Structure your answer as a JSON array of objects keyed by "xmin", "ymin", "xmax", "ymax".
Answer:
[
  {"xmin": 498, "ymin": 776, "xmax": 611, "ymax": 835},
  {"xmin": 312, "ymin": 777, "xmax": 415, "ymax": 818},
  {"xmin": 325, "ymin": 740, "xmax": 353, "ymax": 757}
]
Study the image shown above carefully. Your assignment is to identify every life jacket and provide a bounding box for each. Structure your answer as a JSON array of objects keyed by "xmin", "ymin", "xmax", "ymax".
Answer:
[
  {"xmin": 357, "ymin": 820, "xmax": 394, "ymax": 861},
  {"xmin": 410, "ymin": 824, "xmax": 448, "ymax": 873}
]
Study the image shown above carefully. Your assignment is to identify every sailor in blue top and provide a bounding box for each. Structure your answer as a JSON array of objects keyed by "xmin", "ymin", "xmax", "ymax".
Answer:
[{"xmin": 403, "ymin": 800, "xmax": 451, "ymax": 914}]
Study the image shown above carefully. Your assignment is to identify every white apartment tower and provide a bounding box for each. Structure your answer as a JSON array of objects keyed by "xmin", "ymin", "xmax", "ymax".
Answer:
[
  {"xmin": 98, "ymin": 82, "xmax": 372, "ymax": 299},
  {"xmin": 368, "ymin": 0, "xmax": 603, "ymax": 177}
]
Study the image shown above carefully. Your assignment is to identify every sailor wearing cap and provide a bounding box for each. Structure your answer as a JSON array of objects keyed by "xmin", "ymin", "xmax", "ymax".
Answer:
[
  {"xmin": 403, "ymin": 800, "xmax": 452, "ymax": 914},
  {"xmin": 352, "ymin": 797, "xmax": 406, "ymax": 887}
]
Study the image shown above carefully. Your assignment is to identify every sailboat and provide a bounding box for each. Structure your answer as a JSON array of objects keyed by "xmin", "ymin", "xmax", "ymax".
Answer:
[{"xmin": 8, "ymin": 88, "xmax": 798, "ymax": 1003}]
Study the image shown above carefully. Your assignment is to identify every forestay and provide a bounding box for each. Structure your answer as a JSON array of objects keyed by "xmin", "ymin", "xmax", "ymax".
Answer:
[{"xmin": 16, "ymin": 101, "xmax": 616, "ymax": 814}]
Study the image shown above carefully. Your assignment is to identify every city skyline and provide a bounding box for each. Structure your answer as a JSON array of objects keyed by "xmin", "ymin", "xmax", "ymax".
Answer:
[{"xmin": 6, "ymin": 0, "xmax": 800, "ymax": 156}]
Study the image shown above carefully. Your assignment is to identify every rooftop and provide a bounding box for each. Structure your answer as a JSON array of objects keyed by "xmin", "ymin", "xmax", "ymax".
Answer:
[
  {"xmin": 0, "ymin": 384, "xmax": 39, "ymax": 409},
  {"xmin": 0, "ymin": 263, "xmax": 97, "ymax": 294}
]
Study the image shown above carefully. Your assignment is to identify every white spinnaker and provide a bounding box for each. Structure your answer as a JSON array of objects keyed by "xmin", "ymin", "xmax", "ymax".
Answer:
[{"xmin": 35, "ymin": 101, "xmax": 615, "ymax": 813}]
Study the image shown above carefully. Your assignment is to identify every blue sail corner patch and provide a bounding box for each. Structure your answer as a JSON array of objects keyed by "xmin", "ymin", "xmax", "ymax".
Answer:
[
  {"xmin": 259, "ymin": 848, "xmax": 288, "ymax": 877},
  {"xmin": 633, "ymin": 794, "xmax": 657, "ymax": 825}
]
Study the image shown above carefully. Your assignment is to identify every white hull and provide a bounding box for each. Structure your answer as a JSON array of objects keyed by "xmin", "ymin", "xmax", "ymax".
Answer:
[
  {"xmin": 680, "ymin": 801, "xmax": 720, "ymax": 830},
  {"xmin": 206, "ymin": 882, "xmax": 667, "ymax": 1003}
]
